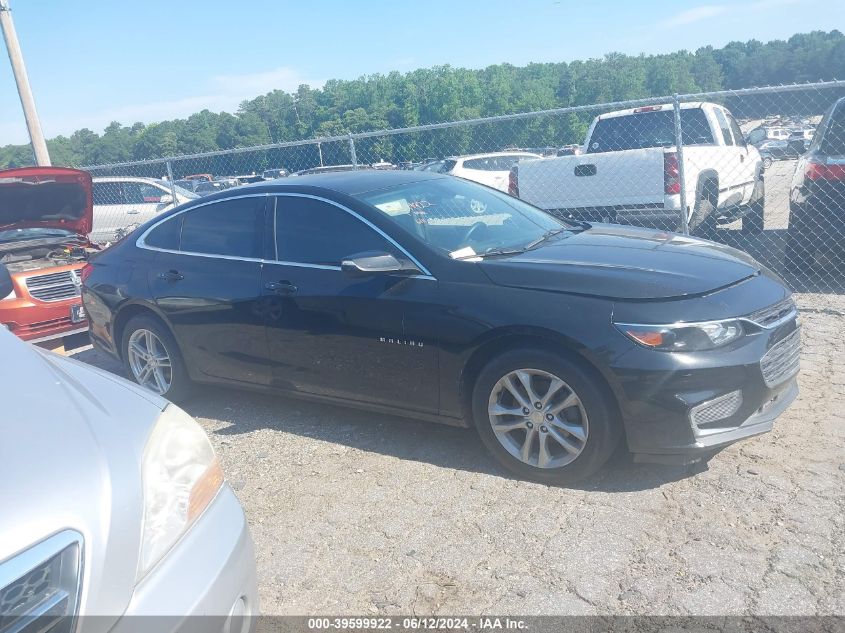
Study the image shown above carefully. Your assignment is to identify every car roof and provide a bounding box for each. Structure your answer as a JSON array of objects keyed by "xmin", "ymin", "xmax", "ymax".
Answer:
[
  {"xmin": 446, "ymin": 151, "xmax": 541, "ymax": 160},
  {"xmin": 243, "ymin": 169, "xmax": 447, "ymax": 195},
  {"xmin": 597, "ymin": 102, "xmax": 710, "ymax": 120},
  {"xmin": 92, "ymin": 176, "xmax": 166, "ymax": 184}
]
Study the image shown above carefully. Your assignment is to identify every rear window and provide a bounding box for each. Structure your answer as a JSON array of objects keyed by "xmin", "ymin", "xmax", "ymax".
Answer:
[
  {"xmin": 587, "ymin": 109, "xmax": 713, "ymax": 153},
  {"xmin": 819, "ymin": 102, "xmax": 845, "ymax": 156}
]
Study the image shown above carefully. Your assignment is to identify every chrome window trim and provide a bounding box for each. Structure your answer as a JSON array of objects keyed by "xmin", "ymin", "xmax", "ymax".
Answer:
[
  {"xmin": 270, "ymin": 192, "xmax": 435, "ymax": 279},
  {"xmin": 135, "ymin": 191, "xmax": 436, "ymax": 280}
]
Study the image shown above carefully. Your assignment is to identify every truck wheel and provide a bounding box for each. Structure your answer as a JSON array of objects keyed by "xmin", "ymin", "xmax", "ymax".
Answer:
[
  {"xmin": 762, "ymin": 156, "xmax": 773, "ymax": 170},
  {"xmin": 472, "ymin": 348, "xmax": 621, "ymax": 485},
  {"xmin": 122, "ymin": 315, "xmax": 192, "ymax": 401},
  {"xmin": 690, "ymin": 191, "xmax": 718, "ymax": 240},
  {"xmin": 784, "ymin": 207, "xmax": 815, "ymax": 274},
  {"xmin": 741, "ymin": 178, "xmax": 765, "ymax": 235}
]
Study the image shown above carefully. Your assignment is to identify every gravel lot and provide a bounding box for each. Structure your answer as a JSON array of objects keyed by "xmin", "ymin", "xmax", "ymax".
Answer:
[{"xmin": 70, "ymin": 289, "xmax": 845, "ymax": 616}]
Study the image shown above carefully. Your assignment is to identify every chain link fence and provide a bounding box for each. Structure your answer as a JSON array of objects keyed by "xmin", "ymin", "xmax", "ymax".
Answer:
[{"xmin": 81, "ymin": 80, "xmax": 845, "ymax": 293}]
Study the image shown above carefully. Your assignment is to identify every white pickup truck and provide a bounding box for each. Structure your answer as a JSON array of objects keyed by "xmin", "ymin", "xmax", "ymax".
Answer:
[{"xmin": 510, "ymin": 102, "xmax": 765, "ymax": 235}]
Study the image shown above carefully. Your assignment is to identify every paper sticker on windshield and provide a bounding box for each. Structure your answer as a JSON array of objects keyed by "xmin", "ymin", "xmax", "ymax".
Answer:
[{"xmin": 450, "ymin": 246, "xmax": 481, "ymax": 262}]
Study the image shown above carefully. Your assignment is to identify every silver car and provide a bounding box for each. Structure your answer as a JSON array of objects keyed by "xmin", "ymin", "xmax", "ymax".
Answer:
[{"xmin": 0, "ymin": 266, "xmax": 257, "ymax": 632}]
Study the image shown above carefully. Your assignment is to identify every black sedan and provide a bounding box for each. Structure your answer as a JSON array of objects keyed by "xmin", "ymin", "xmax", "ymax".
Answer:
[{"xmin": 82, "ymin": 171, "xmax": 800, "ymax": 483}]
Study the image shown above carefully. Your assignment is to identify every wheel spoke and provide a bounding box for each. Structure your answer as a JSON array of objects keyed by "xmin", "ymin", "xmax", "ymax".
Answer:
[
  {"xmin": 540, "ymin": 377, "xmax": 565, "ymax": 407},
  {"xmin": 144, "ymin": 330, "xmax": 155, "ymax": 355},
  {"xmin": 503, "ymin": 376, "xmax": 532, "ymax": 410},
  {"xmin": 537, "ymin": 432, "xmax": 553, "ymax": 468},
  {"xmin": 136, "ymin": 362, "xmax": 154, "ymax": 386},
  {"xmin": 129, "ymin": 341, "xmax": 147, "ymax": 359},
  {"xmin": 548, "ymin": 416, "xmax": 587, "ymax": 442},
  {"xmin": 490, "ymin": 403, "xmax": 524, "ymax": 418},
  {"xmin": 547, "ymin": 426, "xmax": 581, "ymax": 454},
  {"xmin": 515, "ymin": 370, "xmax": 540, "ymax": 404},
  {"xmin": 520, "ymin": 429, "xmax": 536, "ymax": 463},
  {"xmin": 548, "ymin": 392, "xmax": 578, "ymax": 415},
  {"xmin": 492, "ymin": 418, "xmax": 526, "ymax": 433},
  {"xmin": 152, "ymin": 366, "xmax": 167, "ymax": 393}
]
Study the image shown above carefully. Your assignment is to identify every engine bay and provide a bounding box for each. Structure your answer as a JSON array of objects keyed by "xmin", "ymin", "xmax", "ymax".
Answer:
[{"xmin": 0, "ymin": 238, "xmax": 97, "ymax": 273}]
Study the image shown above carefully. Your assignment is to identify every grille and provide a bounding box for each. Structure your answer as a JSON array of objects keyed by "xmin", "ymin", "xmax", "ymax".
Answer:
[
  {"xmin": 0, "ymin": 532, "xmax": 82, "ymax": 633},
  {"xmin": 747, "ymin": 297, "xmax": 797, "ymax": 329},
  {"xmin": 25, "ymin": 271, "xmax": 81, "ymax": 303},
  {"xmin": 690, "ymin": 390, "xmax": 744, "ymax": 432},
  {"xmin": 760, "ymin": 329, "xmax": 802, "ymax": 387}
]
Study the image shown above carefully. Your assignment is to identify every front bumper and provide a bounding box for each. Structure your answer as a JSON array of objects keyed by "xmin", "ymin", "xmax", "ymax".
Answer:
[
  {"xmin": 610, "ymin": 316, "xmax": 800, "ymax": 465},
  {"xmin": 108, "ymin": 486, "xmax": 258, "ymax": 633}
]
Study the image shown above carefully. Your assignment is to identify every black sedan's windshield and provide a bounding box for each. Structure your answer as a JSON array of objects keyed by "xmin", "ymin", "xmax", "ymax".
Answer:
[{"xmin": 354, "ymin": 177, "xmax": 577, "ymax": 258}]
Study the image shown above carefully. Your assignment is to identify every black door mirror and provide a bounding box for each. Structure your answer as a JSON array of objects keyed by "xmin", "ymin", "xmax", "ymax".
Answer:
[
  {"xmin": 0, "ymin": 264, "xmax": 12, "ymax": 300},
  {"xmin": 341, "ymin": 252, "xmax": 420, "ymax": 277}
]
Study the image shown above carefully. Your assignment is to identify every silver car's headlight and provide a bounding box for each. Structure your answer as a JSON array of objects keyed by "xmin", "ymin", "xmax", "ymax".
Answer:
[
  {"xmin": 139, "ymin": 404, "xmax": 223, "ymax": 579},
  {"xmin": 615, "ymin": 319, "xmax": 744, "ymax": 351}
]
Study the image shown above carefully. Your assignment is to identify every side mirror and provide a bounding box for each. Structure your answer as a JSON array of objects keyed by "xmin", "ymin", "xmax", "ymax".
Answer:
[
  {"xmin": 158, "ymin": 194, "xmax": 174, "ymax": 206},
  {"xmin": 341, "ymin": 252, "xmax": 420, "ymax": 277},
  {"xmin": 0, "ymin": 264, "xmax": 13, "ymax": 300}
]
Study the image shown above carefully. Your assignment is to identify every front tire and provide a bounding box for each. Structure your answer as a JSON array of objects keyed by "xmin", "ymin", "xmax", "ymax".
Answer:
[
  {"xmin": 472, "ymin": 348, "xmax": 621, "ymax": 485},
  {"xmin": 741, "ymin": 177, "xmax": 765, "ymax": 235},
  {"xmin": 121, "ymin": 315, "xmax": 192, "ymax": 401}
]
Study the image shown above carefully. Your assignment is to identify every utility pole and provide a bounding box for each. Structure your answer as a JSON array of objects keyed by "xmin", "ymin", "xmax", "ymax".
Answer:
[{"xmin": 0, "ymin": 0, "xmax": 50, "ymax": 165}]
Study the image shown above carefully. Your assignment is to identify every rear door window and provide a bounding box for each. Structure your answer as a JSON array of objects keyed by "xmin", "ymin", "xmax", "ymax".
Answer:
[
  {"xmin": 145, "ymin": 215, "xmax": 183, "ymax": 250},
  {"xmin": 93, "ymin": 182, "xmax": 125, "ymax": 205},
  {"xmin": 713, "ymin": 109, "xmax": 735, "ymax": 146},
  {"xmin": 179, "ymin": 197, "xmax": 265, "ymax": 258},
  {"xmin": 587, "ymin": 108, "xmax": 713, "ymax": 153},
  {"xmin": 820, "ymin": 102, "xmax": 845, "ymax": 155}
]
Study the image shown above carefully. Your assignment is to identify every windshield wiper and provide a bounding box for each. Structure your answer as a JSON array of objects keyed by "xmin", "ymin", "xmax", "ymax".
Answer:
[{"xmin": 524, "ymin": 227, "xmax": 570, "ymax": 250}]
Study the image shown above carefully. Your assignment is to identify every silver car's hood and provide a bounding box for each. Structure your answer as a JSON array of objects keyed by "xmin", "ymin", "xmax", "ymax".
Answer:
[{"xmin": 0, "ymin": 329, "xmax": 166, "ymax": 626}]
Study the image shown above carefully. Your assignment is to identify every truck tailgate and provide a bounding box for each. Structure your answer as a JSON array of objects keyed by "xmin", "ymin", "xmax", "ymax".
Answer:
[{"xmin": 518, "ymin": 148, "xmax": 667, "ymax": 210}]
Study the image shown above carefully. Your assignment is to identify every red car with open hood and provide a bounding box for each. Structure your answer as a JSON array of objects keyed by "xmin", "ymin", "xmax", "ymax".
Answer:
[{"xmin": 0, "ymin": 167, "xmax": 99, "ymax": 346}]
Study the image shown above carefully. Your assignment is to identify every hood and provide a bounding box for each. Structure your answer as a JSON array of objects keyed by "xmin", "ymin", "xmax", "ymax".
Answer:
[
  {"xmin": 0, "ymin": 327, "xmax": 165, "ymax": 620},
  {"xmin": 479, "ymin": 224, "xmax": 760, "ymax": 300},
  {"xmin": 0, "ymin": 167, "xmax": 93, "ymax": 235}
]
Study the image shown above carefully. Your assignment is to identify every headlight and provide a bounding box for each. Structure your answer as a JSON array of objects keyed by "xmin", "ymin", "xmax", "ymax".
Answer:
[
  {"xmin": 139, "ymin": 404, "xmax": 223, "ymax": 578},
  {"xmin": 615, "ymin": 319, "xmax": 744, "ymax": 351}
]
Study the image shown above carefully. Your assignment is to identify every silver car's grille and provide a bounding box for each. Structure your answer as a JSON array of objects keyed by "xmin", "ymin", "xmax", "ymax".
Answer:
[
  {"xmin": 0, "ymin": 531, "xmax": 82, "ymax": 633},
  {"xmin": 26, "ymin": 270, "xmax": 82, "ymax": 301},
  {"xmin": 25, "ymin": 271, "xmax": 81, "ymax": 303},
  {"xmin": 747, "ymin": 297, "xmax": 797, "ymax": 329},
  {"xmin": 760, "ymin": 328, "xmax": 802, "ymax": 387}
]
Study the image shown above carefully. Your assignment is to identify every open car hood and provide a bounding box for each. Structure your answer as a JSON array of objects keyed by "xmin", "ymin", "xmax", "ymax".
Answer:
[{"xmin": 0, "ymin": 167, "xmax": 93, "ymax": 235}]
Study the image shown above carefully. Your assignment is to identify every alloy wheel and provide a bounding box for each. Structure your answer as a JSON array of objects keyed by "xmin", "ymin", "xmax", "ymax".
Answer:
[
  {"xmin": 127, "ymin": 329, "xmax": 173, "ymax": 395},
  {"xmin": 487, "ymin": 368, "xmax": 589, "ymax": 468}
]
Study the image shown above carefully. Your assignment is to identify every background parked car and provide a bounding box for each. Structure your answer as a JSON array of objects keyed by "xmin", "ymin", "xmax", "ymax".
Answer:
[
  {"xmin": 746, "ymin": 125, "xmax": 791, "ymax": 145},
  {"xmin": 0, "ymin": 167, "xmax": 98, "ymax": 348},
  {"xmin": 174, "ymin": 178, "xmax": 204, "ymax": 193},
  {"xmin": 759, "ymin": 138, "xmax": 809, "ymax": 168},
  {"xmin": 0, "ymin": 319, "xmax": 258, "ymax": 630},
  {"xmin": 262, "ymin": 168, "xmax": 289, "ymax": 180},
  {"xmin": 92, "ymin": 177, "xmax": 198, "ymax": 243},
  {"xmin": 512, "ymin": 102, "xmax": 765, "ymax": 235},
  {"xmin": 427, "ymin": 152, "xmax": 543, "ymax": 191},
  {"xmin": 195, "ymin": 179, "xmax": 233, "ymax": 196},
  {"xmin": 786, "ymin": 96, "xmax": 845, "ymax": 272}
]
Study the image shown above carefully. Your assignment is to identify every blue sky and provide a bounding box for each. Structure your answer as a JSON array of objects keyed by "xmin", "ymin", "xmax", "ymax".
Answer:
[{"xmin": 0, "ymin": 0, "xmax": 841, "ymax": 144}]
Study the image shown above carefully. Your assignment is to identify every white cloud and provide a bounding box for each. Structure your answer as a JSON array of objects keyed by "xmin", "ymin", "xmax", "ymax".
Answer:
[
  {"xmin": 23, "ymin": 66, "xmax": 325, "ymax": 143},
  {"xmin": 751, "ymin": 0, "xmax": 800, "ymax": 10},
  {"xmin": 659, "ymin": 5, "xmax": 727, "ymax": 28}
]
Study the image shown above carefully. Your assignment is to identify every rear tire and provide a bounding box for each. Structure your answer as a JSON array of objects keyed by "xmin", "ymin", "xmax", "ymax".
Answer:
[
  {"xmin": 472, "ymin": 348, "xmax": 621, "ymax": 485},
  {"xmin": 741, "ymin": 177, "xmax": 765, "ymax": 235},
  {"xmin": 690, "ymin": 192, "xmax": 718, "ymax": 240},
  {"xmin": 784, "ymin": 205, "xmax": 815, "ymax": 274},
  {"xmin": 762, "ymin": 156, "xmax": 773, "ymax": 170},
  {"xmin": 121, "ymin": 315, "xmax": 193, "ymax": 401}
]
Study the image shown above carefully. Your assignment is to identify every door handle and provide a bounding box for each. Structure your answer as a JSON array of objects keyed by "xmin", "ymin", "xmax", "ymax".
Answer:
[
  {"xmin": 127, "ymin": 210, "xmax": 140, "ymax": 215},
  {"xmin": 265, "ymin": 281, "xmax": 297, "ymax": 294},
  {"xmin": 157, "ymin": 270, "xmax": 184, "ymax": 281}
]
